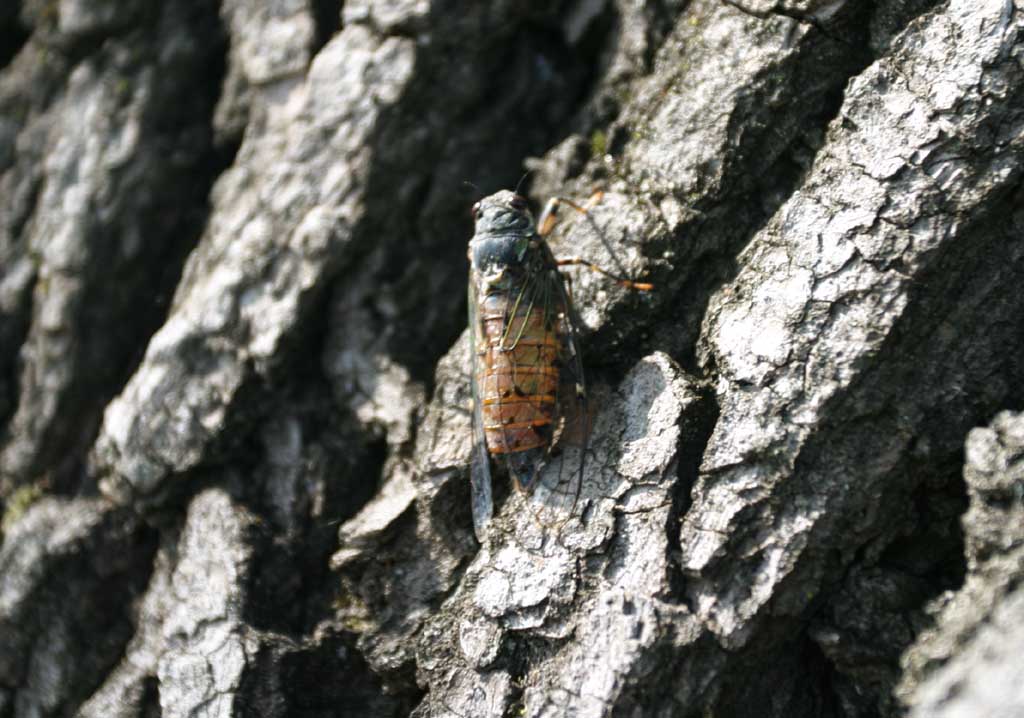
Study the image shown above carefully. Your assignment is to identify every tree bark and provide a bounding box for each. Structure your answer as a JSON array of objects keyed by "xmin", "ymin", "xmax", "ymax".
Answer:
[{"xmin": 1, "ymin": 0, "xmax": 1022, "ymax": 716}]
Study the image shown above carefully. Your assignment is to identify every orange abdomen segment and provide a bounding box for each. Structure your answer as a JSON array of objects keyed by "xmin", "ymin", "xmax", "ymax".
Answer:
[{"xmin": 477, "ymin": 292, "xmax": 560, "ymax": 455}]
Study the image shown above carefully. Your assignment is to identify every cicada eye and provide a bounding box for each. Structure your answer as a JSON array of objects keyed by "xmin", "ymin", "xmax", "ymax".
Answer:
[
  {"xmin": 509, "ymin": 195, "xmax": 528, "ymax": 211},
  {"xmin": 471, "ymin": 202, "xmax": 481, "ymax": 219}
]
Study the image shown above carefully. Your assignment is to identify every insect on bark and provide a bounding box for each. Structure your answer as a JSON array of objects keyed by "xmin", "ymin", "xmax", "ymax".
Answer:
[{"xmin": 467, "ymin": 190, "xmax": 651, "ymax": 540}]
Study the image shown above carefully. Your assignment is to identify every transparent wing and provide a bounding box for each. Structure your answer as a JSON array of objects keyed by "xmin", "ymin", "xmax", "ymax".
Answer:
[
  {"xmin": 468, "ymin": 275, "xmax": 493, "ymax": 541},
  {"xmin": 502, "ymin": 247, "xmax": 588, "ymax": 531},
  {"xmin": 535, "ymin": 253, "xmax": 588, "ymax": 528}
]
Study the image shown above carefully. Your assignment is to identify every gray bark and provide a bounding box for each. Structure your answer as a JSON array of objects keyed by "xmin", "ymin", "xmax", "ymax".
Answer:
[
  {"xmin": 1, "ymin": 0, "xmax": 1022, "ymax": 716},
  {"xmin": 899, "ymin": 411, "xmax": 1024, "ymax": 718}
]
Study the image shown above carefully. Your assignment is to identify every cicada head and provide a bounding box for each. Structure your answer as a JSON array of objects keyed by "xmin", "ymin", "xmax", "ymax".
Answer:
[
  {"xmin": 471, "ymin": 190, "xmax": 533, "ymax": 233},
  {"xmin": 469, "ymin": 191, "xmax": 535, "ymax": 274}
]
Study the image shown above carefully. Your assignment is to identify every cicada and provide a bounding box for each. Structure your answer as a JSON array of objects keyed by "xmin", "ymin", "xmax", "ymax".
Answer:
[{"xmin": 467, "ymin": 189, "xmax": 649, "ymax": 539}]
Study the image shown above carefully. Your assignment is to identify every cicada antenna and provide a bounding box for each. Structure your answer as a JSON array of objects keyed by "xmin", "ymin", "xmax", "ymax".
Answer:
[{"xmin": 513, "ymin": 170, "xmax": 532, "ymax": 196}]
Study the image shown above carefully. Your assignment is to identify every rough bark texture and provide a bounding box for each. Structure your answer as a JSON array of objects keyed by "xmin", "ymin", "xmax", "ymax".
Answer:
[
  {"xmin": 0, "ymin": 1, "xmax": 1022, "ymax": 717},
  {"xmin": 898, "ymin": 411, "xmax": 1024, "ymax": 718}
]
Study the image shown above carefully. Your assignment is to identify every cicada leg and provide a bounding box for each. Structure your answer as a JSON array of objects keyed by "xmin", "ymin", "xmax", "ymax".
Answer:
[
  {"xmin": 537, "ymin": 190, "xmax": 604, "ymax": 238},
  {"xmin": 555, "ymin": 256, "xmax": 653, "ymax": 291},
  {"xmin": 538, "ymin": 190, "xmax": 653, "ymax": 291}
]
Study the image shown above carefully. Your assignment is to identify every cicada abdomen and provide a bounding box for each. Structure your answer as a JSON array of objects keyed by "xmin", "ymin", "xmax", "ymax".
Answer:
[
  {"xmin": 477, "ymin": 290, "xmax": 562, "ymax": 473},
  {"xmin": 467, "ymin": 190, "xmax": 588, "ymax": 539}
]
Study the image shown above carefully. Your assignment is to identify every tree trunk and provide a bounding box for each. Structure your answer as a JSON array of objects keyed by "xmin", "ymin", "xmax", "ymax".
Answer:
[{"xmin": 1, "ymin": 0, "xmax": 1022, "ymax": 716}]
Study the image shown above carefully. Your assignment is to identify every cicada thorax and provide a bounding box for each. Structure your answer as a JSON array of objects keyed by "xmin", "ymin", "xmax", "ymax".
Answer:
[{"xmin": 476, "ymin": 282, "xmax": 563, "ymax": 489}]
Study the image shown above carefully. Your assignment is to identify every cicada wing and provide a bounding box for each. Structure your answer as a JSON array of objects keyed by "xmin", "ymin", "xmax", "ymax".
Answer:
[
  {"xmin": 468, "ymin": 276, "xmax": 493, "ymax": 540},
  {"xmin": 470, "ymin": 443, "xmax": 494, "ymax": 540},
  {"xmin": 520, "ymin": 258, "xmax": 588, "ymax": 530}
]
